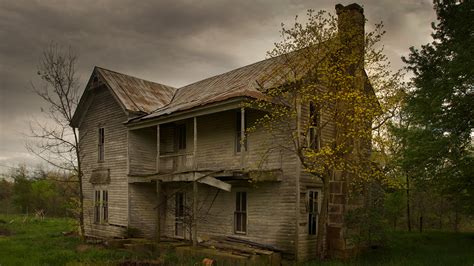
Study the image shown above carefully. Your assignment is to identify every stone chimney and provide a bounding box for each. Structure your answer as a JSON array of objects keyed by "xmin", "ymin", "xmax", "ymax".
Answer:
[
  {"xmin": 326, "ymin": 3, "xmax": 367, "ymax": 259},
  {"xmin": 335, "ymin": 3, "xmax": 365, "ymax": 70}
]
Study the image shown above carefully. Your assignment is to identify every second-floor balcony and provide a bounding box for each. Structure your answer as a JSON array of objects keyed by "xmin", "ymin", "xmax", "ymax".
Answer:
[
  {"xmin": 158, "ymin": 153, "xmax": 194, "ymax": 173},
  {"xmin": 127, "ymin": 107, "xmax": 283, "ymax": 177}
]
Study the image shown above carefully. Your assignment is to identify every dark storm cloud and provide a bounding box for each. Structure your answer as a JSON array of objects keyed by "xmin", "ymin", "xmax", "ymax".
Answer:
[{"xmin": 0, "ymin": 0, "xmax": 436, "ymax": 172}]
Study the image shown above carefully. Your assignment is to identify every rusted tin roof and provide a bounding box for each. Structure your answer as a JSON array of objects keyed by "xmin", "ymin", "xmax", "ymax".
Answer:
[
  {"xmin": 135, "ymin": 55, "xmax": 292, "ymax": 122},
  {"xmin": 96, "ymin": 67, "xmax": 177, "ymax": 114}
]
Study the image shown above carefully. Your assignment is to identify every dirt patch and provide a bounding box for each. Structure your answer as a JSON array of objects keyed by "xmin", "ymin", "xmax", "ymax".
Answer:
[{"xmin": 76, "ymin": 244, "xmax": 91, "ymax": 253}]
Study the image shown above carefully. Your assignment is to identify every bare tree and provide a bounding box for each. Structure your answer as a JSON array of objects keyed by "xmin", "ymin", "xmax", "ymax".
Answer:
[{"xmin": 27, "ymin": 43, "xmax": 85, "ymax": 236}]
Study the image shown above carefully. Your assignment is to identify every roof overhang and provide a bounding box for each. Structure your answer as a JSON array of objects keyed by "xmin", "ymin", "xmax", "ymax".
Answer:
[{"xmin": 126, "ymin": 97, "xmax": 249, "ymax": 130}]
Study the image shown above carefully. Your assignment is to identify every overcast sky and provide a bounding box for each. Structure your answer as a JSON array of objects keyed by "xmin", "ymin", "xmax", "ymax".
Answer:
[{"xmin": 0, "ymin": 0, "xmax": 436, "ymax": 173}]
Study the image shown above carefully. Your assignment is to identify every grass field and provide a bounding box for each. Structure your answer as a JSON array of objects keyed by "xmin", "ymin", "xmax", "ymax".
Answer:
[
  {"xmin": 308, "ymin": 231, "xmax": 474, "ymax": 266},
  {"xmin": 0, "ymin": 214, "xmax": 151, "ymax": 265},
  {"xmin": 0, "ymin": 214, "xmax": 473, "ymax": 265}
]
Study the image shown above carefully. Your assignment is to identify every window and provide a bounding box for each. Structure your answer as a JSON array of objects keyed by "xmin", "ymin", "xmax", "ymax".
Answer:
[
  {"xmin": 175, "ymin": 192, "xmax": 185, "ymax": 238},
  {"xmin": 94, "ymin": 189, "xmax": 108, "ymax": 224},
  {"xmin": 235, "ymin": 110, "xmax": 247, "ymax": 152},
  {"xmin": 308, "ymin": 190, "xmax": 319, "ymax": 235},
  {"xmin": 234, "ymin": 192, "xmax": 247, "ymax": 234},
  {"xmin": 98, "ymin": 127, "xmax": 105, "ymax": 161},
  {"xmin": 176, "ymin": 124, "xmax": 186, "ymax": 150},
  {"xmin": 308, "ymin": 102, "xmax": 320, "ymax": 150}
]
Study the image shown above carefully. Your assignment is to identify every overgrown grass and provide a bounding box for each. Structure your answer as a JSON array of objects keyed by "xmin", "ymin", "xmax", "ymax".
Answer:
[
  {"xmin": 0, "ymin": 214, "xmax": 472, "ymax": 265},
  {"xmin": 306, "ymin": 231, "xmax": 474, "ymax": 266},
  {"xmin": 0, "ymin": 214, "xmax": 151, "ymax": 265}
]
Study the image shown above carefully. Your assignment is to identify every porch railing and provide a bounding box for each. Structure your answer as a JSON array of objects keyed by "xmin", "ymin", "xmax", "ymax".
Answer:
[{"xmin": 158, "ymin": 153, "xmax": 194, "ymax": 173}]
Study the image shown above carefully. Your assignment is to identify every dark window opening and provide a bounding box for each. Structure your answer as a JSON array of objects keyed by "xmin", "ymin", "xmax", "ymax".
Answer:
[
  {"xmin": 175, "ymin": 192, "xmax": 185, "ymax": 238},
  {"xmin": 234, "ymin": 192, "xmax": 247, "ymax": 234},
  {"xmin": 177, "ymin": 124, "xmax": 186, "ymax": 150},
  {"xmin": 98, "ymin": 127, "xmax": 105, "ymax": 161},
  {"xmin": 308, "ymin": 190, "xmax": 319, "ymax": 235},
  {"xmin": 94, "ymin": 189, "xmax": 108, "ymax": 224}
]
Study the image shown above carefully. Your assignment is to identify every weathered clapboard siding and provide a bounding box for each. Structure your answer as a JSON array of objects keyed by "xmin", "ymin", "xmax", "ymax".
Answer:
[
  {"xmin": 124, "ymin": 110, "xmax": 298, "ymax": 257},
  {"xmin": 79, "ymin": 86, "xmax": 129, "ymax": 238},
  {"xmin": 129, "ymin": 183, "xmax": 163, "ymax": 237},
  {"xmin": 129, "ymin": 127, "xmax": 157, "ymax": 175}
]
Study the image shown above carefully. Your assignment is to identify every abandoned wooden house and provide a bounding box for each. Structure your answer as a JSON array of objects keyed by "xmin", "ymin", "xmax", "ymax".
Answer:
[{"xmin": 71, "ymin": 3, "xmax": 372, "ymax": 261}]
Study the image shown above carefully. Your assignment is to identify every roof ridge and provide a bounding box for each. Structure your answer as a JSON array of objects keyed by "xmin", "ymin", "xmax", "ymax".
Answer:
[
  {"xmin": 94, "ymin": 66, "xmax": 177, "ymax": 90},
  {"xmin": 177, "ymin": 55, "xmax": 276, "ymax": 90}
]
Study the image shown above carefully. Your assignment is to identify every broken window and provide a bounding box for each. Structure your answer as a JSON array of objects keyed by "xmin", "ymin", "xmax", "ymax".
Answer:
[
  {"xmin": 175, "ymin": 192, "xmax": 185, "ymax": 238},
  {"xmin": 94, "ymin": 189, "xmax": 108, "ymax": 224},
  {"xmin": 234, "ymin": 191, "xmax": 247, "ymax": 234},
  {"xmin": 308, "ymin": 190, "xmax": 319, "ymax": 235},
  {"xmin": 98, "ymin": 127, "xmax": 105, "ymax": 161}
]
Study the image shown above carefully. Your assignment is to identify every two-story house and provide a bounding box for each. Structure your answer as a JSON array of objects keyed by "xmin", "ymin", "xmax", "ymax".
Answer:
[{"xmin": 71, "ymin": 3, "xmax": 370, "ymax": 261}]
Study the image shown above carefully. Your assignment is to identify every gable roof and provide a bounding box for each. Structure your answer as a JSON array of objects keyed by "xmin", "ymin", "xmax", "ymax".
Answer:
[
  {"xmin": 71, "ymin": 67, "xmax": 177, "ymax": 127},
  {"xmin": 95, "ymin": 67, "xmax": 177, "ymax": 114},
  {"xmin": 132, "ymin": 55, "xmax": 293, "ymax": 122}
]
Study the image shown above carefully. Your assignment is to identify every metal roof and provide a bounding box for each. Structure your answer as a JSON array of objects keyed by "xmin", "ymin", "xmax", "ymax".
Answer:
[
  {"xmin": 134, "ymin": 55, "xmax": 292, "ymax": 122},
  {"xmin": 96, "ymin": 67, "xmax": 177, "ymax": 114}
]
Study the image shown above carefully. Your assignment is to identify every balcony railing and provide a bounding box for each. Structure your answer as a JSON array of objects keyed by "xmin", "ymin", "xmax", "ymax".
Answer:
[{"xmin": 158, "ymin": 153, "xmax": 194, "ymax": 173}]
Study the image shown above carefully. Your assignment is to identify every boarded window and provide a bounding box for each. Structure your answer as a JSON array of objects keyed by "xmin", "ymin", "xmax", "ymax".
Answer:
[
  {"xmin": 94, "ymin": 189, "xmax": 108, "ymax": 224},
  {"xmin": 176, "ymin": 124, "xmax": 186, "ymax": 150},
  {"xmin": 308, "ymin": 190, "xmax": 319, "ymax": 235},
  {"xmin": 309, "ymin": 102, "xmax": 320, "ymax": 150},
  {"xmin": 175, "ymin": 192, "xmax": 185, "ymax": 238},
  {"xmin": 235, "ymin": 110, "xmax": 247, "ymax": 152},
  {"xmin": 98, "ymin": 127, "xmax": 105, "ymax": 161},
  {"xmin": 234, "ymin": 192, "xmax": 247, "ymax": 234}
]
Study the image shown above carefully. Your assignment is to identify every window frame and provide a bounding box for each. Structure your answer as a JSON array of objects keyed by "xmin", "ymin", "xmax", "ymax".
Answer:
[
  {"xmin": 174, "ymin": 192, "xmax": 185, "ymax": 238},
  {"xmin": 176, "ymin": 124, "xmax": 187, "ymax": 151},
  {"xmin": 98, "ymin": 127, "xmax": 105, "ymax": 162},
  {"xmin": 308, "ymin": 102, "xmax": 321, "ymax": 151},
  {"xmin": 94, "ymin": 189, "xmax": 109, "ymax": 224},
  {"xmin": 234, "ymin": 191, "xmax": 247, "ymax": 234},
  {"xmin": 307, "ymin": 189, "xmax": 321, "ymax": 236}
]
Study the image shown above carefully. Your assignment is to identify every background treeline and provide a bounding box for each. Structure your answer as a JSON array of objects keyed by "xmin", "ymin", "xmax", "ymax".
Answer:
[{"xmin": 0, "ymin": 165, "xmax": 78, "ymax": 217}]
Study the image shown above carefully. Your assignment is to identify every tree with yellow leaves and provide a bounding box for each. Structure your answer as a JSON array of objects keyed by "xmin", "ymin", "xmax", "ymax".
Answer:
[{"xmin": 249, "ymin": 4, "xmax": 403, "ymax": 258}]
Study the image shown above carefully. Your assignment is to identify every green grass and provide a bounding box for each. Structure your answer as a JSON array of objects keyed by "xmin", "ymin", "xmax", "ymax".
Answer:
[
  {"xmin": 306, "ymin": 231, "xmax": 474, "ymax": 266},
  {"xmin": 0, "ymin": 214, "xmax": 473, "ymax": 265},
  {"xmin": 0, "ymin": 214, "xmax": 151, "ymax": 266}
]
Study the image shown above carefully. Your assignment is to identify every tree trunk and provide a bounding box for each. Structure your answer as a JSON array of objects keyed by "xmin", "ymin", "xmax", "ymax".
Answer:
[
  {"xmin": 406, "ymin": 175, "xmax": 411, "ymax": 232},
  {"xmin": 73, "ymin": 127, "xmax": 85, "ymax": 238}
]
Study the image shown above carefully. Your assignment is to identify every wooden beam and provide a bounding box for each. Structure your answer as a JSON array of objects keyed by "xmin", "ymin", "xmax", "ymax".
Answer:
[
  {"xmin": 127, "ymin": 98, "xmax": 245, "ymax": 130},
  {"xmin": 199, "ymin": 176, "xmax": 231, "ymax": 192},
  {"xmin": 156, "ymin": 124, "xmax": 160, "ymax": 173},
  {"xmin": 155, "ymin": 180, "xmax": 162, "ymax": 247},
  {"xmin": 240, "ymin": 107, "xmax": 246, "ymax": 170},
  {"xmin": 193, "ymin": 117, "xmax": 197, "ymax": 170},
  {"xmin": 192, "ymin": 173, "xmax": 198, "ymax": 247}
]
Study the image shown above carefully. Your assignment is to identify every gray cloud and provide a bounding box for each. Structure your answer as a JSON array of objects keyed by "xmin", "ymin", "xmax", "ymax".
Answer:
[{"xmin": 0, "ymin": 0, "xmax": 436, "ymax": 172}]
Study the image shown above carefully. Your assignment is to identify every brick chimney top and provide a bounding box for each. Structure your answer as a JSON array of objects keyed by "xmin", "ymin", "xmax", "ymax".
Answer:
[{"xmin": 335, "ymin": 3, "xmax": 364, "ymax": 15}]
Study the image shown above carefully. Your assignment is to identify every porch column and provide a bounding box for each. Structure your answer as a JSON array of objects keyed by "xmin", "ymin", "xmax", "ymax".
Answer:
[
  {"xmin": 155, "ymin": 180, "xmax": 162, "ymax": 247},
  {"xmin": 156, "ymin": 124, "xmax": 160, "ymax": 173},
  {"xmin": 240, "ymin": 107, "xmax": 246, "ymax": 170},
  {"xmin": 192, "ymin": 117, "xmax": 198, "ymax": 247}
]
